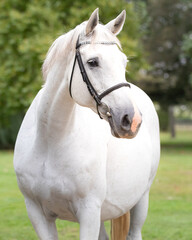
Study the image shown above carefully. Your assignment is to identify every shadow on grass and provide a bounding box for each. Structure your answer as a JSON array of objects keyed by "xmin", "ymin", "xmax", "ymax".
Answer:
[
  {"xmin": 161, "ymin": 142, "xmax": 192, "ymax": 151},
  {"xmin": 160, "ymin": 130, "xmax": 192, "ymax": 151}
]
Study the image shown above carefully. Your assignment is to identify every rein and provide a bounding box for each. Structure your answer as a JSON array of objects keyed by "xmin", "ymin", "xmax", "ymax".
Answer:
[{"xmin": 69, "ymin": 36, "xmax": 130, "ymax": 119}]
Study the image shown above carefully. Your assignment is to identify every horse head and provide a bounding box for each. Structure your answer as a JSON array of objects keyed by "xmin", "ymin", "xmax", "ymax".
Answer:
[{"xmin": 69, "ymin": 9, "xmax": 142, "ymax": 139}]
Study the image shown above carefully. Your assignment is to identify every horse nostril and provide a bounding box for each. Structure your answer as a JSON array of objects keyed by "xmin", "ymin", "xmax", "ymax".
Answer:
[{"xmin": 121, "ymin": 114, "xmax": 131, "ymax": 130}]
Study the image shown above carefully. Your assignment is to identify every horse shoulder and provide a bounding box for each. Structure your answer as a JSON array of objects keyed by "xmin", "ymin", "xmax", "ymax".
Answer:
[
  {"xmin": 102, "ymin": 85, "xmax": 160, "ymax": 216},
  {"xmin": 129, "ymin": 83, "xmax": 160, "ymax": 182},
  {"xmin": 129, "ymin": 83, "xmax": 159, "ymax": 131},
  {"xmin": 14, "ymin": 89, "xmax": 44, "ymax": 171}
]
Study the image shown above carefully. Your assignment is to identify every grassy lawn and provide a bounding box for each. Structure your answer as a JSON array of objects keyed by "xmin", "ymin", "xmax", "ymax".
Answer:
[
  {"xmin": 142, "ymin": 130, "xmax": 192, "ymax": 240},
  {"xmin": 0, "ymin": 130, "xmax": 191, "ymax": 239}
]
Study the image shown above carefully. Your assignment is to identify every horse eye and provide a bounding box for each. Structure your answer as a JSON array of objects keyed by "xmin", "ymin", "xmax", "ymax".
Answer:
[{"xmin": 87, "ymin": 58, "xmax": 99, "ymax": 68}]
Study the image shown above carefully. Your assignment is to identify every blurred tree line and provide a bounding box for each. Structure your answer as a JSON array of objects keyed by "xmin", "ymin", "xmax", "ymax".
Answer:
[
  {"xmin": 0, "ymin": 0, "xmax": 192, "ymax": 148},
  {"xmin": 139, "ymin": 0, "xmax": 192, "ymax": 134}
]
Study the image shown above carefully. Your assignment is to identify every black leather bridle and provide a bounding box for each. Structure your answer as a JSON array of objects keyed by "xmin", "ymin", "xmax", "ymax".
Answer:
[{"xmin": 69, "ymin": 36, "xmax": 131, "ymax": 119}]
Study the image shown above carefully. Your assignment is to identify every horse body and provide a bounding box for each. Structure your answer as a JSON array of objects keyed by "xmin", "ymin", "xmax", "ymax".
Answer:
[
  {"xmin": 14, "ymin": 9, "xmax": 160, "ymax": 240},
  {"xmin": 14, "ymin": 83, "xmax": 159, "ymax": 226}
]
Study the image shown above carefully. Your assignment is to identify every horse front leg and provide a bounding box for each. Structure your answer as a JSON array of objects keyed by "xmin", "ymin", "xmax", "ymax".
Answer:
[
  {"xmin": 25, "ymin": 198, "xmax": 58, "ymax": 240},
  {"xmin": 127, "ymin": 191, "xmax": 149, "ymax": 240},
  {"xmin": 75, "ymin": 198, "xmax": 102, "ymax": 240}
]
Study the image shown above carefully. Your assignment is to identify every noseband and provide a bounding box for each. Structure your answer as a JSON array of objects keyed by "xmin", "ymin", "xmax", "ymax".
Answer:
[{"xmin": 69, "ymin": 36, "xmax": 130, "ymax": 119}]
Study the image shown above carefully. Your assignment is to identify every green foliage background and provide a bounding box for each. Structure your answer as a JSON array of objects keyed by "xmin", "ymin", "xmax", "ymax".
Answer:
[
  {"xmin": 0, "ymin": 0, "xmax": 144, "ymax": 148},
  {"xmin": 1, "ymin": 0, "xmax": 192, "ymax": 147}
]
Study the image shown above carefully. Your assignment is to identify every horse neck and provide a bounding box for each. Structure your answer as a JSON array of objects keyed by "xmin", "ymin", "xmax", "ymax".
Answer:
[{"xmin": 37, "ymin": 64, "xmax": 77, "ymax": 141}]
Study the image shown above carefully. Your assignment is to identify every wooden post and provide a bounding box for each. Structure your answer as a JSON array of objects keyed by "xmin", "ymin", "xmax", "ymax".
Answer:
[{"xmin": 168, "ymin": 105, "xmax": 176, "ymax": 138}]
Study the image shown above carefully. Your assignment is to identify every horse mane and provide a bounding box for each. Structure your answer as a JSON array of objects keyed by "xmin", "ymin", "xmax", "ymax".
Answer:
[
  {"xmin": 42, "ymin": 28, "xmax": 79, "ymax": 81},
  {"xmin": 42, "ymin": 22, "xmax": 121, "ymax": 81}
]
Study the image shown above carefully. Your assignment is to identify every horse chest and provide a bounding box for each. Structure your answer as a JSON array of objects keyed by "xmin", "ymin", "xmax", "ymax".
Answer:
[{"xmin": 100, "ymin": 133, "xmax": 153, "ymax": 220}]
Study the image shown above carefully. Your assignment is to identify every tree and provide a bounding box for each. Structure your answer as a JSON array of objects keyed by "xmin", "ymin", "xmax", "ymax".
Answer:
[
  {"xmin": 0, "ymin": 0, "xmax": 64, "ymax": 147},
  {"xmin": 143, "ymin": 0, "xmax": 192, "ymax": 103},
  {"xmin": 139, "ymin": 0, "xmax": 192, "ymax": 134}
]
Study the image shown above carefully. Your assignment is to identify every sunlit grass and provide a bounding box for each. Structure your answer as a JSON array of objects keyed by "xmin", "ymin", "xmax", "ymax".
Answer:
[
  {"xmin": 0, "ymin": 130, "xmax": 191, "ymax": 239},
  {"xmin": 143, "ymin": 130, "xmax": 192, "ymax": 240}
]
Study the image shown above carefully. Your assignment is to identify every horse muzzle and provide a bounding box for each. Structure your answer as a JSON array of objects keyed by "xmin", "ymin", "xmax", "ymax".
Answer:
[{"xmin": 98, "ymin": 102, "xmax": 142, "ymax": 139}]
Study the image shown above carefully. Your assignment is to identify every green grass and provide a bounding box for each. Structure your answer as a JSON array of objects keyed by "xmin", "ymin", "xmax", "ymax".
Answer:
[
  {"xmin": 0, "ymin": 130, "xmax": 191, "ymax": 239},
  {"xmin": 142, "ymin": 131, "xmax": 192, "ymax": 240}
]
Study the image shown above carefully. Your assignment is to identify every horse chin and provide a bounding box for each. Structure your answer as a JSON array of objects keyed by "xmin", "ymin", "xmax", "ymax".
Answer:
[
  {"xmin": 110, "ymin": 126, "xmax": 139, "ymax": 139},
  {"xmin": 110, "ymin": 127, "xmax": 121, "ymax": 138}
]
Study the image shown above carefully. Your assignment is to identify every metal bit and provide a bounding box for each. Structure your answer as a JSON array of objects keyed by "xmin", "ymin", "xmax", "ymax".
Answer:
[{"xmin": 106, "ymin": 111, "xmax": 111, "ymax": 117}]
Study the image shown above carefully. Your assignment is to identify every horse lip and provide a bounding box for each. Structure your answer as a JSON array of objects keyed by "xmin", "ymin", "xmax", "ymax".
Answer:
[
  {"xmin": 97, "ymin": 102, "xmax": 120, "ymax": 137},
  {"xmin": 107, "ymin": 115, "xmax": 121, "ymax": 138}
]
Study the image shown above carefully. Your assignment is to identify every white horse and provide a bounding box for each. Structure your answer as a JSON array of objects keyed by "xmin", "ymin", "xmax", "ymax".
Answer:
[{"xmin": 14, "ymin": 9, "xmax": 160, "ymax": 240}]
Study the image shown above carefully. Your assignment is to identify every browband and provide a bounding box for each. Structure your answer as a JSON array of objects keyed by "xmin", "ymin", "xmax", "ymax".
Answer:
[{"xmin": 76, "ymin": 41, "xmax": 118, "ymax": 49}]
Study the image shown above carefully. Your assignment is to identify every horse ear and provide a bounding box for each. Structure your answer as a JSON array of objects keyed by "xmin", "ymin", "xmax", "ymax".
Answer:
[
  {"xmin": 105, "ymin": 10, "xmax": 126, "ymax": 35},
  {"xmin": 85, "ymin": 8, "xmax": 99, "ymax": 36}
]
